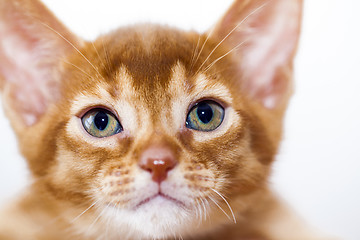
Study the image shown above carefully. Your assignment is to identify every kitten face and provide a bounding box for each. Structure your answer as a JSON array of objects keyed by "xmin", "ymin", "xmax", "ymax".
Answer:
[
  {"xmin": 46, "ymin": 27, "xmax": 271, "ymax": 238},
  {"xmin": 0, "ymin": 0, "xmax": 302, "ymax": 239}
]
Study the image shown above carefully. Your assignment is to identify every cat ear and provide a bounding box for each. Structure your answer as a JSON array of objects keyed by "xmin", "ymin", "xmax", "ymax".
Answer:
[
  {"xmin": 0, "ymin": 0, "xmax": 83, "ymax": 126},
  {"xmin": 211, "ymin": 0, "xmax": 302, "ymax": 109}
]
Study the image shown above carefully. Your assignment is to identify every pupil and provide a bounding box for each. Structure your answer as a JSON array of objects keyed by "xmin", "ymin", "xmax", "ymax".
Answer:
[
  {"xmin": 94, "ymin": 111, "xmax": 108, "ymax": 131},
  {"xmin": 197, "ymin": 103, "xmax": 213, "ymax": 124}
]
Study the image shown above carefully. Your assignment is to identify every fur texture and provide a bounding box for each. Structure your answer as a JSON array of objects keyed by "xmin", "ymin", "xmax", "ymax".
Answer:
[{"xmin": 0, "ymin": 0, "xmax": 329, "ymax": 239}]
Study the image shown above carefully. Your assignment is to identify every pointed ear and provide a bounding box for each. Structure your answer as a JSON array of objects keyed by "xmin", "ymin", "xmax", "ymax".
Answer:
[
  {"xmin": 0, "ymin": 0, "xmax": 83, "ymax": 126},
  {"xmin": 212, "ymin": 0, "xmax": 302, "ymax": 109}
]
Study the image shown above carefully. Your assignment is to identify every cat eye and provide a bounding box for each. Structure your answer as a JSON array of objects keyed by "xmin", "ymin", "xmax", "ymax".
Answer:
[
  {"xmin": 81, "ymin": 108, "xmax": 122, "ymax": 138},
  {"xmin": 186, "ymin": 101, "xmax": 224, "ymax": 132}
]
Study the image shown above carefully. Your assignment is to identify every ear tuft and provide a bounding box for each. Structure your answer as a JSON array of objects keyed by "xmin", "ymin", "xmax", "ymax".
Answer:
[
  {"xmin": 212, "ymin": 0, "xmax": 303, "ymax": 109},
  {"xmin": 0, "ymin": 0, "xmax": 83, "ymax": 126}
]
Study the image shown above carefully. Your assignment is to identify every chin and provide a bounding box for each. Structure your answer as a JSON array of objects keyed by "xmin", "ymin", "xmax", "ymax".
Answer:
[{"xmin": 103, "ymin": 196, "xmax": 195, "ymax": 239}]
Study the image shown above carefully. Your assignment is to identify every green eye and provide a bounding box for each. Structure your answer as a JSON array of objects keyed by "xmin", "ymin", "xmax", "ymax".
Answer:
[
  {"xmin": 186, "ymin": 101, "xmax": 224, "ymax": 132},
  {"xmin": 81, "ymin": 109, "xmax": 122, "ymax": 138}
]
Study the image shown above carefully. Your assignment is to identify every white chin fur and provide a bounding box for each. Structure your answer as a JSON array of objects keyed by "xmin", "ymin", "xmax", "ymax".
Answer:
[{"xmin": 103, "ymin": 196, "xmax": 194, "ymax": 239}]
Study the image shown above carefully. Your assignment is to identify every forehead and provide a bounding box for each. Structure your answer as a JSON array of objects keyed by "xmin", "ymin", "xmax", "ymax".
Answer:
[
  {"xmin": 67, "ymin": 25, "xmax": 233, "ymax": 100},
  {"xmin": 98, "ymin": 25, "xmax": 197, "ymax": 90},
  {"xmin": 66, "ymin": 25, "xmax": 237, "ymax": 109}
]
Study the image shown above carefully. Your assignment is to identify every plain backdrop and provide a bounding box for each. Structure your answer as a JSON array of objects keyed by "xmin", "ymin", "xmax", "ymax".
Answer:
[{"xmin": 0, "ymin": 0, "xmax": 359, "ymax": 239}]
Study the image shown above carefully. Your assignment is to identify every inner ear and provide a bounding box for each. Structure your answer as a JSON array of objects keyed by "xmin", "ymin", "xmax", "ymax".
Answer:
[
  {"xmin": 210, "ymin": 0, "xmax": 303, "ymax": 109},
  {"xmin": 0, "ymin": 0, "xmax": 83, "ymax": 126}
]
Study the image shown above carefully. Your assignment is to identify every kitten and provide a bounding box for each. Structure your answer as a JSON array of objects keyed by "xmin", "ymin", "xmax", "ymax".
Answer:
[{"xmin": 0, "ymin": 0, "xmax": 327, "ymax": 239}]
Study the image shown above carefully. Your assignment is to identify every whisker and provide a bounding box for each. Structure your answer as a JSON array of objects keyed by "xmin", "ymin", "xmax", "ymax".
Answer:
[
  {"xmin": 211, "ymin": 188, "xmax": 236, "ymax": 224},
  {"xmin": 39, "ymin": 21, "xmax": 102, "ymax": 77},
  {"xmin": 208, "ymin": 195, "xmax": 232, "ymax": 222},
  {"xmin": 71, "ymin": 200, "xmax": 99, "ymax": 223},
  {"xmin": 91, "ymin": 42, "xmax": 107, "ymax": 71},
  {"xmin": 189, "ymin": 35, "xmax": 201, "ymax": 71},
  {"xmin": 203, "ymin": 68, "xmax": 233, "ymax": 80},
  {"xmin": 62, "ymin": 59, "xmax": 94, "ymax": 79},
  {"xmin": 101, "ymin": 38, "xmax": 112, "ymax": 74},
  {"xmin": 191, "ymin": 24, "xmax": 216, "ymax": 73},
  {"xmin": 203, "ymin": 40, "xmax": 247, "ymax": 74},
  {"xmin": 87, "ymin": 202, "xmax": 109, "ymax": 231},
  {"xmin": 171, "ymin": 232, "xmax": 182, "ymax": 240},
  {"xmin": 195, "ymin": 2, "xmax": 268, "ymax": 76},
  {"xmin": 194, "ymin": 199, "xmax": 200, "ymax": 221},
  {"xmin": 208, "ymin": 66, "xmax": 234, "ymax": 75},
  {"xmin": 195, "ymin": 198, "xmax": 204, "ymax": 224},
  {"xmin": 199, "ymin": 197, "xmax": 209, "ymax": 222}
]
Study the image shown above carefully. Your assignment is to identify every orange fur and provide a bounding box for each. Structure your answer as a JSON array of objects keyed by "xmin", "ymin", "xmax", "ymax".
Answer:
[{"xmin": 0, "ymin": 0, "xmax": 330, "ymax": 239}]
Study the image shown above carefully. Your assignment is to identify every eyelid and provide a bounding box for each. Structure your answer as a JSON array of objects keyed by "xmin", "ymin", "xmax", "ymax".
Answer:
[
  {"xmin": 187, "ymin": 97, "xmax": 228, "ymax": 113},
  {"xmin": 76, "ymin": 105, "xmax": 119, "ymax": 120}
]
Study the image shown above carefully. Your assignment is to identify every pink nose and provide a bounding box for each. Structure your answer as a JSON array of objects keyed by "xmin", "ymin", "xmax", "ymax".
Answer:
[{"xmin": 139, "ymin": 145, "xmax": 177, "ymax": 184}]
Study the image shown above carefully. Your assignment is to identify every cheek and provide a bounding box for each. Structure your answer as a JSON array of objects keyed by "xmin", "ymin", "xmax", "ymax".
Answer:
[
  {"xmin": 185, "ymin": 131, "xmax": 244, "ymax": 173},
  {"xmin": 50, "ymin": 146, "xmax": 102, "ymax": 192},
  {"xmin": 99, "ymin": 164, "xmax": 141, "ymax": 207},
  {"xmin": 188, "ymin": 128, "xmax": 268, "ymax": 194},
  {"xmin": 49, "ymin": 132, "xmax": 133, "ymax": 194}
]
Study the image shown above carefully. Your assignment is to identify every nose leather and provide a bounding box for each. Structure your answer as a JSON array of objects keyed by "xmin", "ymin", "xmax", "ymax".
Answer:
[{"xmin": 138, "ymin": 145, "xmax": 177, "ymax": 184}]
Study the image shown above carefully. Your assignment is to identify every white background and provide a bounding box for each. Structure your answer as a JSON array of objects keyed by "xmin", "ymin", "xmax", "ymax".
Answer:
[{"xmin": 0, "ymin": 0, "xmax": 359, "ymax": 239}]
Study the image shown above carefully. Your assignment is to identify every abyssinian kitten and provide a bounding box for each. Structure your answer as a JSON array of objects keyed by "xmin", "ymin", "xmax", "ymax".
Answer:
[{"xmin": 0, "ymin": 0, "xmax": 327, "ymax": 239}]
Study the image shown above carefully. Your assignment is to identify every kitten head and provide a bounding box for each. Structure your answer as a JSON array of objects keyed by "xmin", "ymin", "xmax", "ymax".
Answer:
[{"xmin": 0, "ymin": 0, "xmax": 302, "ymax": 239}]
